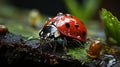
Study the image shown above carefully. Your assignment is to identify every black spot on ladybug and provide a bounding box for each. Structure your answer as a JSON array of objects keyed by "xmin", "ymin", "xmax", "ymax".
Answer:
[
  {"xmin": 82, "ymin": 31, "xmax": 86, "ymax": 37},
  {"xmin": 65, "ymin": 23, "xmax": 70, "ymax": 28},
  {"xmin": 75, "ymin": 24, "xmax": 79, "ymax": 28}
]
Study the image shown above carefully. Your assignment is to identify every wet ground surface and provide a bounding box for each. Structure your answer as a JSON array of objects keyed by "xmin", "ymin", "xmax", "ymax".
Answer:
[{"xmin": 0, "ymin": 31, "xmax": 120, "ymax": 67}]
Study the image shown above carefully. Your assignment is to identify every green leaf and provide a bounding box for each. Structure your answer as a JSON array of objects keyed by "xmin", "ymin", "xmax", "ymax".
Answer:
[{"xmin": 101, "ymin": 8, "xmax": 120, "ymax": 45}]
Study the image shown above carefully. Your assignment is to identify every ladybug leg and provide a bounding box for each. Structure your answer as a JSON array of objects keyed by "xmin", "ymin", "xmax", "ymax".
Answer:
[
  {"xmin": 53, "ymin": 41, "xmax": 57, "ymax": 54},
  {"xmin": 48, "ymin": 41, "xmax": 53, "ymax": 48},
  {"xmin": 39, "ymin": 39, "xmax": 44, "ymax": 54},
  {"xmin": 73, "ymin": 39, "xmax": 84, "ymax": 48},
  {"xmin": 63, "ymin": 37, "xmax": 67, "ymax": 53}
]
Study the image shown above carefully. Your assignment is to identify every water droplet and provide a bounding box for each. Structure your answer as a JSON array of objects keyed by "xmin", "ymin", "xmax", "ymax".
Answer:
[
  {"xmin": 111, "ymin": 17, "xmax": 115, "ymax": 20},
  {"xmin": 64, "ymin": 18, "xmax": 70, "ymax": 22},
  {"xmin": 57, "ymin": 12, "xmax": 63, "ymax": 16},
  {"xmin": 109, "ymin": 23, "xmax": 113, "ymax": 26},
  {"xmin": 48, "ymin": 17, "xmax": 51, "ymax": 20},
  {"xmin": 77, "ymin": 36, "xmax": 81, "ymax": 38},
  {"xmin": 68, "ymin": 32, "xmax": 70, "ymax": 35},
  {"xmin": 66, "ymin": 14, "xmax": 70, "ymax": 16}
]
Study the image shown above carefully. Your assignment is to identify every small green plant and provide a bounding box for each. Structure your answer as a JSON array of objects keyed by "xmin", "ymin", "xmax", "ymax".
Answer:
[
  {"xmin": 101, "ymin": 8, "xmax": 120, "ymax": 45},
  {"xmin": 64, "ymin": 0, "xmax": 100, "ymax": 21}
]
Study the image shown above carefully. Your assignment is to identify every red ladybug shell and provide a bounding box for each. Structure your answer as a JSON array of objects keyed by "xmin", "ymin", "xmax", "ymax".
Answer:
[{"xmin": 44, "ymin": 13, "xmax": 87, "ymax": 42}]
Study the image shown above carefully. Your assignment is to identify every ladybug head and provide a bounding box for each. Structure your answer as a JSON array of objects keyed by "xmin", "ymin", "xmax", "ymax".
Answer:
[{"xmin": 39, "ymin": 25, "xmax": 60, "ymax": 40}]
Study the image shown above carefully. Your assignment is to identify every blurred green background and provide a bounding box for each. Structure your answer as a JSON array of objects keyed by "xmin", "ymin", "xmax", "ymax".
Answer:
[{"xmin": 0, "ymin": 0, "xmax": 120, "ymax": 39}]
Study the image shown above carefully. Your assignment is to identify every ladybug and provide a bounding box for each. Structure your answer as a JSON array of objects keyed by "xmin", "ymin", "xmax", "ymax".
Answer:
[{"xmin": 39, "ymin": 13, "xmax": 87, "ymax": 44}]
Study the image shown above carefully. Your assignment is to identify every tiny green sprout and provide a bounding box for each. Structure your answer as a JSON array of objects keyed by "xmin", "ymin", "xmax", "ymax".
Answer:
[{"xmin": 101, "ymin": 8, "xmax": 120, "ymax": 45}]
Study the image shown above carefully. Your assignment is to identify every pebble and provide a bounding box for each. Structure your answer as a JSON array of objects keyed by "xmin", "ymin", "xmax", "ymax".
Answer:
[{"xmin": 0, "ymin": 25, "xmax": 8, "ymax": 34}]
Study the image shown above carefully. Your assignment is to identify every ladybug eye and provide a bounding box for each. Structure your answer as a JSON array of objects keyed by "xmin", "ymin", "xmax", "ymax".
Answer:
[{"xmin": 65, "ymin": 23, "xmax": 70, "ymax": 28}]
